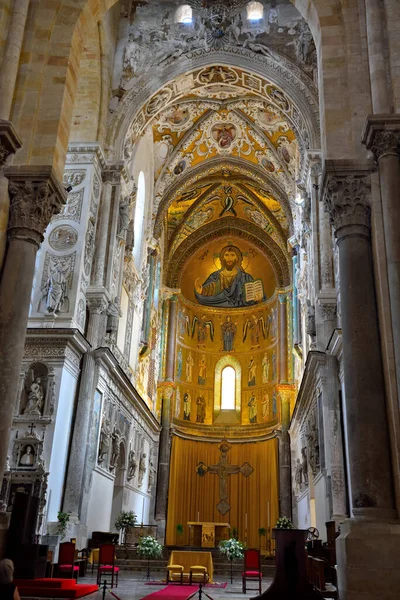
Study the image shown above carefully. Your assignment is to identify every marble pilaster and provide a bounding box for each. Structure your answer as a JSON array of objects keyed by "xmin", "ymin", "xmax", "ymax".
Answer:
[
  {"xmin": 0, "ymin": 166, "xmax": 66, "ymax": 485},
  {"xmin": 278, "ymin": 293, "xmax": 289, "ymax": 383},
  {"xmin": 323, "ymin": 169, "xmax": 395, "ymax": 516},
  {"xmin": 154, "ymin": 384, "xmax": 174, "ymax": 540},
  {"xmin": 278, "ymin": 389, "xmax": 292, "ymax": 519}
]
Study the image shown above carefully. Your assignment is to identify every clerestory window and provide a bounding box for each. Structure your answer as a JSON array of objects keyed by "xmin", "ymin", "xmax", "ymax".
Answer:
[
  {"xmin": 175, "ymin": 5, "xmax": 193, "ymax": 24},
  {"xmin": 221, "ymin": 366, "xmax": 236, "ymax": 410},
  {"xmin": 247, "ymin": 1, "xmax": 264, "ymax": 21}
]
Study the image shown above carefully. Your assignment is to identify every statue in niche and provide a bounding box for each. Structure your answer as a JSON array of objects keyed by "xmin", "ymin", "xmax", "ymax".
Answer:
[
  {"xmin": 247, "ymin": 356, "xmax": 256, "ymax": 387},
  {"xmin": 243, "ymin": 314, "xmax": 266, "ymax": 349},
  {"xmin": 301, "ymin": 447, "xmax": 309, "ymax": 485},
  {"xmin": 198, "ymin": 354, "xmax": 207, "ymax": 385},
  {"xmin": 175, "ymin": 387, "xmax": 181, "ymax": 418},
  {"xmin": 177, "ymin": 348, "xmax": 183, "ymax": 379},
  {"xmin": 262, "ymin": 391, "xmax": 270, "ymax": 421},
  {"xmin": 138, "ymin": 452, "xmax": 147, "ymax": 487},
  {"xmin": 262, "ymin": 352, "xmax": 270, "ymax": 384},
  {"xmin": 19, "ymin": 445, "xmax": 35, "ymax": 467},
  {"xmin": 221, "ymin": 315, "xmax": 236, "ymax": 351},
  {"xmin": 194, "ymin": 245, "xmax": 264, "ymax": 308},
  {"xmin": 248, "ymin": 393, "xmax": 257, "ymax": 424},
  {"xmin": 98, "ymin": 418, "xmax": 111, "ymax": 465},
  {"xmin": 127, "ymin": 450, "xmax": 137, "ymax": 481},
  {"xmin": 183, "ymin": 392, "xmax": 191, "ymax": 421},
  {"xmin": 42, "ymin": 257, "xmax": 70, "ymax": 313},
  {"xmin": 295, "ymin": 458, "xmax": 302, "ymax": 493},
  {"xmin": 24, "ymin": 378, "xmax": 44, "ymax": 416},
  {"xmin": 185, "ymin": 352, "xmax": 194, "ymax": 382},
  {"xmin": 307, "ymin": 421, "xmax": 320, "ymax": 476},
  {"xmin": 118, "ymin": 196, "xmax": 131, "ymax": 236},
  {"xmin": 191, "ymin": 314, "xmax": 214, "ymax": 347},
  {"xmin": 306, "ymin": 300, "xmax": 317, "ymax": 348},
  {"xmin": 196, "ymin": 396, "xmax": 206, "ymax": 424},
  {"xmin": 109, "ymin": 428, "xmax": 121, "ymax": 471},
  {"xmin": 148, "ymin": 458, "xmax": 156, "ymax": 492}
]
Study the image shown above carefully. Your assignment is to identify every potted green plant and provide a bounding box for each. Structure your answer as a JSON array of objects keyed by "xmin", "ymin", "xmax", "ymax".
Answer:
[
  {"xmin": 258, "ymin": 527, "xmax": 267, "ymax": 551},
  {"xmin": 219, "ymin": 537, "xmax": 244, "ymax": 584},
  {"xmin": 137, "ymin": 535, "xmax": 163, "ymax": 580},
  {"xmin": 176, "ymin": 523, "xmax": 184, "ymax": 545},
  {"xmin": 56, "ymin": 511, "xmax": 70, "ymax": 540},
  {"xmin": 115, "ymin": 510, "xmax": 137, "ymax": 545}
]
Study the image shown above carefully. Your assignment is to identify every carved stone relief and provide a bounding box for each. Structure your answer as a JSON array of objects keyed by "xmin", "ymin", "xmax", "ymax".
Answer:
[
  {"xmin": 48, "ymin": 225, "xmax": 78, "ymax": 251},
  {"xmin": 40, "ymin": 252, "xmax": 76, "ymax": 314}
]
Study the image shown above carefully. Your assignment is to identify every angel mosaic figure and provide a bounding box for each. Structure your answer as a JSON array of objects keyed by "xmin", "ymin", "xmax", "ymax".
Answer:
[
  {"xmin": 191, "ymin": 314, "xmax": 214, "ymax": 347},
  {"xmin": 243, "ymin": 314, "xmax": 266, "ymax": 349}
]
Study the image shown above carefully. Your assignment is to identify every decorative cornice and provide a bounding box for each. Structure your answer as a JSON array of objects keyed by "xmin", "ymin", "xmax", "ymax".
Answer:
[
  {"xmin": 102, "ymin": 163, "xmax": 124, "ymax": 185},
  {"xmin": 4, "ymin": 166, "xmax": 67, "ymax": 247},
  {"xmin": 0, "ymin": 120, "xmax": 22, "ymax": 166},
  {"xmin": 66, "ymin": 143, "xmax": 107, "ymax": 170},
  {"xmin": 362, "ymin": 115, "xmax": 400, "ymax": 162}
]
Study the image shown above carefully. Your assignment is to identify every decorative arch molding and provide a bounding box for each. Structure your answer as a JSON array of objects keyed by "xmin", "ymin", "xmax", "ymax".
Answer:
[
  {"xmin": 165, "ymin": 217, "xmax": 291, "ymax": 289},
  {"xmin": 214, "ymin": 355, "xmax": 242, "ymax": 420},
  {"xmin": 109, "ymin": 49, "xmax": 320, "ymax": 161},
  {"xmin": 154, "ymin": 156, "xmax": 294, "ymax": 238}
]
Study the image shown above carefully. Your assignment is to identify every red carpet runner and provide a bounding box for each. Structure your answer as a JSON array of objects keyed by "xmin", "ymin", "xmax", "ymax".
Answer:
[{"xmin": 144, "ymin": 585, "xmax": 199, "ymax": 600}]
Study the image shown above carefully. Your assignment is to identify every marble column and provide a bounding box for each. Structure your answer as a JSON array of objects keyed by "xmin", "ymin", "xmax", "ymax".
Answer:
[
  {"xmin": 91, "ymin": 167, "xmax": 122, "ymax": 289},
  {"xmin": 323, "ymin": 172, "xmax": 395, "ymax": 516},
  {"xmin": 278, "ymin": 293, "xmax": 288, "ymax": 383},
  {"xmin": 0, "ymin": 166, "xmax": 66, "ymax": 484},
  {"xmin": 363, "ymin": 118, "xmax": 400, "ymax": 404},
  {"xmin": 63, "ymin": 293, "xmax": 109, "ymax": 520},
  {"xmin": 322, "ymin": 355, "xmax": 347, "ymax": 522},
  {"xmin": 165, "ymin": 295, "xmax": 178, "ymax": 382},
  {"xmin": 279, "ymin": 392, "xmax": 292, "ymax": 519}
]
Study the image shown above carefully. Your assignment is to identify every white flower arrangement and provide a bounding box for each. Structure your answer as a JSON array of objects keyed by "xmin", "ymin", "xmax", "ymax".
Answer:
[
  {"xmin": 137, "ymin": 535, "xmax": 163, "ymax": 559},
  {"xmin": 275, "ymin": 516, "xmax": 295, "ymax": 529},
  {"xmin": 219, "ymin": 537, "xmax": 245, "ymax": 561}
]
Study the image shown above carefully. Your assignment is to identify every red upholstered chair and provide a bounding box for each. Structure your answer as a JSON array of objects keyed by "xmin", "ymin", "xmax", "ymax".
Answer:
[
  {"xmin": 97, "ymin": 544, "xmax": 119, "ymax": 588},
  {"xmin": 57, "ymin": 542, "xmax": 79, "ymax": 581},
  {"xmin": 242, "ymin": 548, "xmax": 262, "ymax": 594}
]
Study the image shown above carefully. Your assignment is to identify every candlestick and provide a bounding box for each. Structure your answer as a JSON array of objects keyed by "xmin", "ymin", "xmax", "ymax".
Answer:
[
  {"xmin": 267, "ymin": 501, "xmax": 270, "ymax": 528},
  {"xmin": 245, "ymin": 512, "xmax": 247, "ymax": 529},
  {"xmin": 141, "ymin": 497, "xmax": 145, "ymax": 523},
  {"xmin": 197, "ymin": 511, "xmax": 200, "ymax": 522}
]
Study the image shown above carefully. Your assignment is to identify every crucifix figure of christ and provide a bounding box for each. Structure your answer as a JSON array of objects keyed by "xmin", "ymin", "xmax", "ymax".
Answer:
[{"xmin": 195, "ymin": 439, "xmax": 253, "ymax": 515}]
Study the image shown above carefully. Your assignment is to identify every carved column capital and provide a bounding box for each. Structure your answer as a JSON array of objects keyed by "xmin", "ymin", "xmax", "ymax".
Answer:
[
  {"xmin": 4, "ymin": 166, "xmax": 66, "ymax": 247},
  {"xmin": 102, "ymin": 163, "xmax": 123, "ymax": 185},
  {"xmin": 362, "ymin": 115, "xmax": 400, "ymax": 161},
  {"xmin": 318, "ymin": 299, "xmax": 337, "ymax": 322},
  {"xmin": 0, "ymin": 120, "xmax": 22, "ymax": 166},
  {"xmin": 323, "ymin": 174, "xmax": 371, "ymax": 235},
  {"xmin": 86, "ymin": 295, "xmax": 109, "ymax": 315}
]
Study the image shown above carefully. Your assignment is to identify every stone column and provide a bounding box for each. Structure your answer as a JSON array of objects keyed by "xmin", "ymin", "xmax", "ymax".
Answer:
[
  {"xmin": 278, "ymin": 390, "xmax": 292, "ymax": 519},
  {"xmin": 324, "ymin": 172, "xmax": 395, "ymax": 515},
  {"xmin": 63, "ymin": 293, "xmax": 109, "ymax": 521},
  {"xmin": 0, "ymin": 166, "xmax": 66, "ymax": 484},
  {"xmin": 363, "ymin": 118, "xmax": 400, "ymax": 404},
  {"xmin": 154, "ymin": 385, "xmax": 174, "ymax": 539},
  {"xmin": 278, "ymin": 293, "xmax": 288, "ymax": 383}
]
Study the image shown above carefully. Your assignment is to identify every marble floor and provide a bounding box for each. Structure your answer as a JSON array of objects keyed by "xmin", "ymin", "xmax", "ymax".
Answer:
[{"xmin": 81, "ymin": 571, "xmax": 273, "ymax": 600}]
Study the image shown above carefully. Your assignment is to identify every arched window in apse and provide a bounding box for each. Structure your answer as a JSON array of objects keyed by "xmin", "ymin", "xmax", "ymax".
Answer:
[
  {"xmin": 247, "ymin": 1, "xmax": 263, "ymax": 21},
  {"xmin": 133, "ymin": 171, "xmax": 146, "ymax": 268},
  {"xmin": 221, "ymin": 366, "xmax": 236, "ymax": 410},
  {"xmin": 175, "ymin": 5, "xmax": 193, "ymax": 24}
]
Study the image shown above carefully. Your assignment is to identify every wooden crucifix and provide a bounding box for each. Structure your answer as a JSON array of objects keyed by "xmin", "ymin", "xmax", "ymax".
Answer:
[{"xmin": 195, "ymin": 439, "xmax": 253, "ymax": 515}]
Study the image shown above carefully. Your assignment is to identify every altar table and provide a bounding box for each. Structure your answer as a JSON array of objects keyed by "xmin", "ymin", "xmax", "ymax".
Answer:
[
  {"xmin": 187, "ymin": 522, "xmax": 230, "ymax": 548},
  {"xmin": 168, "ymin": 550, "xmax": 214, "ymax": 583}
]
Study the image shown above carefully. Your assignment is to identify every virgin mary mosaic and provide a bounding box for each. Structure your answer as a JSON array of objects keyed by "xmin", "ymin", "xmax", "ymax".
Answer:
[{"xmin": 194, "ymin": 245, "xmax": 265, "ymax": 308}]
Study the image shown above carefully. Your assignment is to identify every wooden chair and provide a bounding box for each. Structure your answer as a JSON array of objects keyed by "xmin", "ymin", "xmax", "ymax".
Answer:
[
  {"xmin": 57, "ymin": 542, "xmax": 79, "ymax": 581},
  {"xmin": 96, "ymin": 543, "xmax": 119, "ymax": 588},
  {"xmin": 242, "ymin": 548, "xmax": 262, "ymax": 594}
]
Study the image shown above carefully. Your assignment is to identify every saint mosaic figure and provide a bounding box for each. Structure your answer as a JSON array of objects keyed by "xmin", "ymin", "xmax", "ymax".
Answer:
[
  {"xmin": 247, "ymin": 356, "xmax": 257, "ymax": 386},
  {"xmin": 183, "ymin": 392, "xmax": 191, "ymax": 421},
  {"xmin": 177, "ymin": 348, "xmax": 183, "ymax": 378},
  {"xmin": 262, "ymin": 391, "xmax": 270, "ymax": 420},
  {"xmin": 194, "ymin": 245, "xmax": 264, "ymax": 308},
  {"xmin": 198, "ymin": 354, "xmax": 207, "ymax": 385},
  {"xmin": 248, "ymin": 393, "xmax": 257, "ymax": 423},
  {"xmin": 175, "ymin": 386, "xmax": 181, "ymax": 418},
  {"xmin": 185, "ymin": 352, "xmax": 194, "ymax": 382},
  {"xmin": 221, "ymin": 315, "xmax": 236, "ymax": 351},
  {"xmin": 196, "ymin": 396, "xmax": 206, "ymax": 423},
  {"xmin": 262, "ymin": 352, "xmax": 270, "ymax": 384}
]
